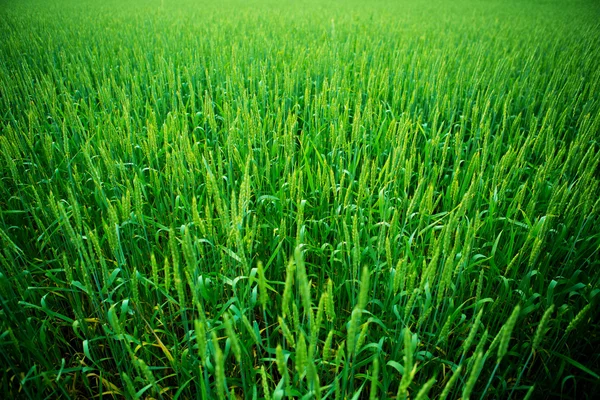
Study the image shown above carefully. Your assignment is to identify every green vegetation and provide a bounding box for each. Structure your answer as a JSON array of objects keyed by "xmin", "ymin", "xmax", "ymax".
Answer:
[{"xmin": 1, "ymin": 0, "xmax": 599, "ymax": 398}]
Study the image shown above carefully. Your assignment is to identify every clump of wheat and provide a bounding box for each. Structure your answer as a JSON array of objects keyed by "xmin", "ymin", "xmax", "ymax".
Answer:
[{"xmin": 0, "ymin": 0, "xmax": 598, "ymax": 398}]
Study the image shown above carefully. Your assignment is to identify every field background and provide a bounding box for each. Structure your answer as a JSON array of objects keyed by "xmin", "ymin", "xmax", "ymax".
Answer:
[{"xmin": 1, "ymin": 0, "xmax": 600, "ymax": 399}]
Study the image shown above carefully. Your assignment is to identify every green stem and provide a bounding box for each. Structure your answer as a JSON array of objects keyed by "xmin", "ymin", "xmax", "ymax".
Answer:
[
  {"xmin": 480, "ymin": 361, "xmax": 500, "ymax": 400},
  {"xmin": 508, "ymin": 351, "xmax": 533, "ymax": 400}
]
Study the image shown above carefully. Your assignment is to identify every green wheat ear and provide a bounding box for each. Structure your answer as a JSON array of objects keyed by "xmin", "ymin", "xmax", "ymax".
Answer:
[
  {"xmin": 498, "ymin": 305, "xmax": 520, "ymax": 362},
  {"xmin": 279, "ymin": 316, "xmax": 295, "ymax": 347},
  {"xmin": 281, "ymin": 257, "xmax": 295, "ymax": 318},
  {"xmin": 463, "ymin": 352, "xmax": 484, "ymax": 400},
  {"xmin": 257, "ymin": 260, "xmax": 268, "ymax": 308},
  {"xmin": 325, "ymin": 279, "xmax": 336, "ymax": 321},
  {"xmin": 357, "ymin": 266, "xmax": 371, "ymax": 311},
  {"xmin": 369, "ymin": 356, "xmax": 380, "ymax": 400},
  {"xmin": 533, "ymin": 305, "xmax": 554, "ymax": 351},
  {"xmin": 260, "ymin": 365, "xmax": 271, "ymax": 400},
  {"xmin": 566, "ymin": 303, "xmax": 591, "ymax": 335},
  {"xmin": 439, "ymin": 366, "xmax": 462, "ymax": 400},
  {"xmin": 322, "ymin": 330, "xmax": 334, "ymax": 362},
  {"xmin": 212, "ymin": 332, "xmax": 226, "ymax": 400},
  {"xmin": 195, "ymin": 319, "xmax": 207, "ymax": 364}
]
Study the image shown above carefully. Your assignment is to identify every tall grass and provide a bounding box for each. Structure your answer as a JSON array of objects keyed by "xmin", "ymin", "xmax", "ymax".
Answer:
[{"xmin": 1, "ymin": 0, "xmax": 599, "ymax": 398}]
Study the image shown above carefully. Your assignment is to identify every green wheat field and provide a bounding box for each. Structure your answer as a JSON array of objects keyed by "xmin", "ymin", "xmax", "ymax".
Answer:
[{"xmin": 1, "ymin": 0, "xmax": 599, "ymax": 398}]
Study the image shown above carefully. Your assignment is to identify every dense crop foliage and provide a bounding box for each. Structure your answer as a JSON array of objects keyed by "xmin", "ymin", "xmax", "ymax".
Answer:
[{"xmin": 1, "ymin": 0, "xmax": 600, "ymax": 398}]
